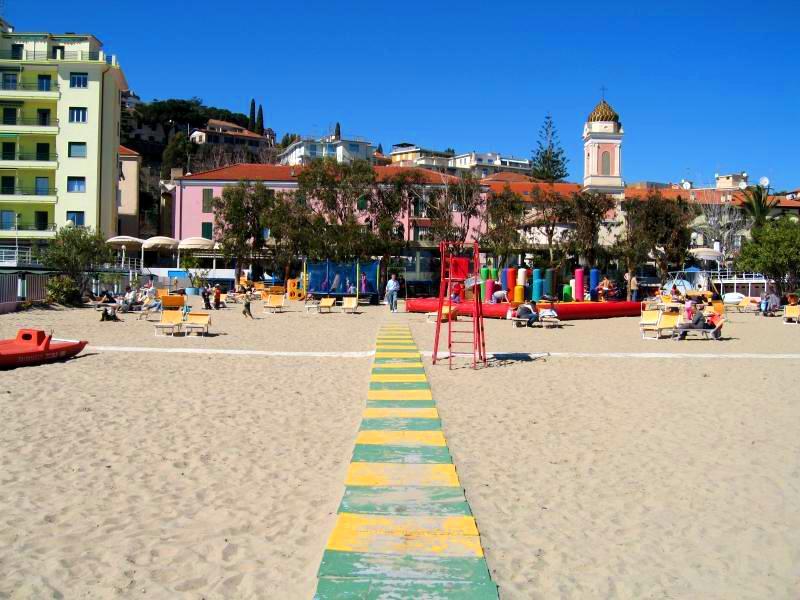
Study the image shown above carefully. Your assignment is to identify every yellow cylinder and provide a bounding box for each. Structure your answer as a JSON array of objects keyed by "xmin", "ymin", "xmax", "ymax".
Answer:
[{"xmin": 514, "ymin": 285, "xmax": 524, "ymax": 303}]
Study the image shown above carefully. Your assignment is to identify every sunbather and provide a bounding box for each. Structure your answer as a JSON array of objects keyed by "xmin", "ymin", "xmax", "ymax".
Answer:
[{"xmin": 676, "ymin": 303, "xmax": 719, "ymax": 339}]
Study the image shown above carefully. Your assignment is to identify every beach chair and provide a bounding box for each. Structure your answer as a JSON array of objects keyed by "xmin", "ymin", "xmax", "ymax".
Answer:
[
  {"xmin": 304, "ymin": 296, "xmax": 321, "ymax": 312},
  {"xmin": 426, "ymin": 305, "xmax": 457, "ymax": 323},
  {"xmin": 639, "ymin": 309, "xmax": 661, "ymax": 339},
  {"xmin": 734, "ymin": 297, "xmax": 756, "ymax": 313},
  {"xmin": 156, "ymin": 287, "xmax": 171, "ymax": 299},
  {"xmin": 318, "ymin": 297, "xmax": 336, "ymax": 313},
  {"xmin": 539, "ymin": 309, "xmax": 561, "ymax": 328},
  {"xmin": 183, "ymin": 312, "xmax": 211, "ymax": 336},
  {"xmin": 711, "ymin": 301, "xmax": 725, "ymax": 316},
  {"xmin": 154, "ymin": 309, "xmax": 183, "ymax": 336},
  {"xmin": 341, "ymin": 297, "xmax": 358, "ymax": 314},
  {"xmin": 642, "ymin": 310, "xmax": 679, "ymax": 340},
  {"xmin": 137, "ymin": 297, "xmax": 162, "ymax": 321},
  {"xmin": 264, "ymin": 294, "xmax": 285, "ymax": 313},
  {"xmin": 783, "ymin": 304, "xmax": 800, "ymax": 324}
]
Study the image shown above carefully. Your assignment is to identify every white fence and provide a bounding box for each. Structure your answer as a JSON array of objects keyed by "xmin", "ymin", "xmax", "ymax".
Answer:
[{"xmin": 0, "ymin": 274, "xmax": 16, "ymax": 313}]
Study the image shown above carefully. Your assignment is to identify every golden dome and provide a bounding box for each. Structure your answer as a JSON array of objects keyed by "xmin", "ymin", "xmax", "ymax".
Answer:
[{"xmin": 588, "ymin": 99, "xmax": 620, "ymax": 123}]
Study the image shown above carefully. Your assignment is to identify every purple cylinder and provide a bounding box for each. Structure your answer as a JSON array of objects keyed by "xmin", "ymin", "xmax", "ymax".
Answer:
[{"xmin": 575, "ymin": 268, "xmax": 584, "ymax": 302}]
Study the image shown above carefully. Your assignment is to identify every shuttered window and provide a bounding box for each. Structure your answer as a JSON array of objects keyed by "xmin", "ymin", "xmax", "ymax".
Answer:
[
  {"xmin": 202, "ymin": 188, "xmax": 213, "ymax": 213},
  {"xmin": 201, "ymin": 222, "xmax": 213, "ymax": 240}
]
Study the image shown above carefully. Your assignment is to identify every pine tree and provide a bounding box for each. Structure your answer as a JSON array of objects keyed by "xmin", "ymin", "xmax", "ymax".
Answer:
[
  {"xmin": 377, "ymin": 143, "xmax": 384, "ymax": 154},
  {"xmin": 256, "ymin": 105, "xmax": 264, "ymax": 135},
  {"xmin": 531, "ymin": 114, "xmax": 569, "ymax": 182},
  {"xmin": 248, "ymin": 99, "xmax": 256, "ymax": 131},
  {"xmin": 334, "ymin": 122, "xmax": 341, "ymax": 140}
]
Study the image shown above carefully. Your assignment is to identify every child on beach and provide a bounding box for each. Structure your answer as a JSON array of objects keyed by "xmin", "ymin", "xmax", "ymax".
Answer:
[{"xmin": 242, "ymin": 290, "xmax": 254, "ymax": 318}]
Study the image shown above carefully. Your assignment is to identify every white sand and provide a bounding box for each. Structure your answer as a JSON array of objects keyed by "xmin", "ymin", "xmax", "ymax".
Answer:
[{"xmin": 1, "ymin": 300, "xmax": 799, "ymax": 598}]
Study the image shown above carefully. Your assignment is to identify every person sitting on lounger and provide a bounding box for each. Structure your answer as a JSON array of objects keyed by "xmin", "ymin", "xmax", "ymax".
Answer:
[
  {"xmin": 516, "ymin": 302, "xmax": 539, "ymax": 327},
  {"xmin": 676, "ymin": 302, "xmax": 718, "ymax": 339},
  {"xmin": 670, "ymin": 285, "xmax": 683, "ymax": 303}
]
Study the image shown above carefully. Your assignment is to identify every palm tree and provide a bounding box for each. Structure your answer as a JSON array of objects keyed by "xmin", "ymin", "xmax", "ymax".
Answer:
[{"xmin": 741, "ymin": 184, "xmax": 778, "ymax": 228}]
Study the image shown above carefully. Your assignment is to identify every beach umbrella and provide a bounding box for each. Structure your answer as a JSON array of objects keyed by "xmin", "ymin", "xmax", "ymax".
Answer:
[
  {"xmin": 178, "ymin": 237, "xmax": 216, "ymax": 251},
  {"xmin": 689, "ymin": 247, "xmax": 722, "ymax": 262},
  {"xmin": 143, "ymin": 236, "xmax": 180, "ymax": 267},
  {"xmin": 107, "ymin": 236, "xmax": 144, "ymax": 268}
]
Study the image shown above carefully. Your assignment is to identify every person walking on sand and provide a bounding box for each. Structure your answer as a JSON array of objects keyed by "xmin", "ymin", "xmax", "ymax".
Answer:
[
  {"xmin": 385, "ymin": 273, "xmax": 400, "ymax": 313},
  {"xmin": 242, "ymin": 290, "xmax": 254, "ymax": 319}
]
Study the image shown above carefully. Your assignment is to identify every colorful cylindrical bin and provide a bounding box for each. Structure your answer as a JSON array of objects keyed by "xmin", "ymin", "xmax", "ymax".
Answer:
[
  {"xmin": 480, "ymin": 267, "xmax": 489, "ymax": 300},
  {"xmin": 489, "ymin": 267, "xmax": 498, "ymax": 281},
  {"xmin": 507, "ymin": 268, "xmax": 517, "ymax": 294},
  {"xmin": 516, "ymin": 268, "xmax": 527, "ymax": 286},
  {"xmin": 532, "ymin": 279, "xmax": 544, "ymax": 301},
  {"xmin": 562, "ymin": 284, "xmax": 573, "ymax": 301},
  {"xmin": 544, "ymin": 268, "xmax": 554, "ymax": 297},
  {"xmin": 575, "ymin": 268, "xmax": 584, "ymax": 302},
  {"xmin": 570, "ymin": 278, "xmax": 576, "ymax": 296},
  {"xmin": 532, "ymin": 269, "xmax": 542, "ymax": 299},
  {"xmin": 513, "ymin": 285, "xmax": 524, "ymax": 303},
  {"xmin": 485, "ymin": 278, "xmax": 495, "ymax": 301},
  {"xmin": 500, "ymin": 268, "xmax": 508, "ymax": 291}
]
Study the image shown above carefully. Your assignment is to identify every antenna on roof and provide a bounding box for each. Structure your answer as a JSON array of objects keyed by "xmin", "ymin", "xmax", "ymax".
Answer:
[{"xmin": 600, "ymin": 84, "xmax": 607, "ymax": 100}]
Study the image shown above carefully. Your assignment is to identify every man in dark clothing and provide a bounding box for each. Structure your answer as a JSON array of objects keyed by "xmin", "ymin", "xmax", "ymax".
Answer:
[
  {"xmin": 516, "ymin": 302, "xmax": 539, "ymax": 327},
  {"xmin": 676, "ymin": 303, "xmax": 715, "ymax": 339}
]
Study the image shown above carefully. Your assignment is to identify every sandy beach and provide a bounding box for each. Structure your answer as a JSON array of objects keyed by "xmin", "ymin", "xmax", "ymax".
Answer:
[{"xmin": 1, "ymin": 298, "xmax": 799, "ymax": 598}]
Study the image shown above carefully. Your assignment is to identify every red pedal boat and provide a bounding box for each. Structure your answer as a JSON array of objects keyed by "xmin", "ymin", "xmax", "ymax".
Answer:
[{"xmin": 0, "ymin": 329, "xmax": 88, "ymax": 368}]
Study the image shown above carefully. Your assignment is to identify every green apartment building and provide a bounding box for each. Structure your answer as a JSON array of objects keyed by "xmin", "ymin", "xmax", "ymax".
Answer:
[{"xmin": 0, "ymin": 19, "xmax": 126, "ymax": 246}]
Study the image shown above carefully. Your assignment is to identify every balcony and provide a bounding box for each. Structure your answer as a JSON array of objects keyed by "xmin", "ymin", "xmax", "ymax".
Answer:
[
  {"xmin": 0, "ymin": 81, "xmax": 59, "ymax": 101},
  {"xmin": 0, "ymin": 116, "xmax": 59, "ymax": 135},
  {"xmin": 0, "ymin": 222, "xmax": 57, "ymax": 239},
  {"xmin": 0, "ymin": 152, "xmax": 58, "ymax": 169},
  {"xmin": 0, "ymin": 186, "xmax": 58, "ymax": 204},
  {"xmin": 0, "ymin": 49, "xmax": 117, "ymax": 65}
]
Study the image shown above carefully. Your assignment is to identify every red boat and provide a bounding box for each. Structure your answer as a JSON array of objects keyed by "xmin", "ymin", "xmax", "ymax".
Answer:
[
  {"xmin": 405, "ymin": 298, "xmax": 642, "ymax": 320},
  {"xmin": 0, "ymin": 329, "xmax": 88, "ymax": 368}
]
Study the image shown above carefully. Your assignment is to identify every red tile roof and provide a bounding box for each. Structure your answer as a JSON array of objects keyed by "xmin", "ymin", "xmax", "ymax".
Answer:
[
  {"xmin": 119, "ymin": 144, "xmax": 140, "ymax": 156},
  {"xmin": 480, "ymin": 172, "xmax": 532, "ymax": 184},
  {"xmin": 202, "ymin": 119, "xmax": 269, "ymax": 141},
  {"xmin": 485, "ymin": 181, "xmax": 582, "ymax": 198},
  {"xmin": 374, "ymin": 166, "xmax": 460, "ymax": 185}
]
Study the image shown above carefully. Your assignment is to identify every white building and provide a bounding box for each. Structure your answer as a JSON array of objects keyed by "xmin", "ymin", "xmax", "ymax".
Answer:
[
  {"xmin": 278, "ymin": 134, "xmax": 375, "ymax": 166},
  {"xmin": 389, "ymin": 143, "xmax": 454, "ymax": 172},
  {"xmin": 190, "ymin": 119, "xmax": 274, "ymax": 150},
  {"xmin": 449, "ymin": 151, "xmax": 531, "ymax": 178}
]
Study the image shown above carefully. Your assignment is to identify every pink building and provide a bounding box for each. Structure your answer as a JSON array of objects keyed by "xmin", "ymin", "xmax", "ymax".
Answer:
[{"xmin": 173, "ymin": 164, "xmax": 486, "ymax": 245}]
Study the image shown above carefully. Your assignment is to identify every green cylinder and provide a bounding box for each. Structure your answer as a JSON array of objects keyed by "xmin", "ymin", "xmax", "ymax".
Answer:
[
  {"xmin": 489, "ymin": 267, "xmax": 498, "ymax": 281},
  {"xmin": 562, "ymin": 284, "xmax": 573, "ymax": 302},
  {"xmin": 480, "ymin": 267, "xmax": 489, "ymax": 301}
]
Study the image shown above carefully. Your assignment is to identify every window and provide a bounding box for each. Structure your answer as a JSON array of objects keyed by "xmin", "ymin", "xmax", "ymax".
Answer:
[
  {"xmin": 201, "ymin": 222, "xmax": 213, "ymax": 240},
  {"xmin": 35, "ymin": 177, "xmax": 50, "ymax": 196},
  {"xmin": 35, "ymin": 211, "xmax": 49, "ymax": 231},
  {"xmin": 601, "ymin": 151, "xmax": 611, "ymax": 176},
  {"xmin": 37, "ymin": 74, "xmax": 51, "ymax": 91},
  {"xmin": 0, "ymin": 210, "xmax": 14, "ymax": 230},
  {"xmin": 202, "ymin": 188, "xmax": 213, "ymax": 213},
  {"xmin": 2, "ymin": 72, "xmax": 17, "ymax": 90},
  {"xmin": 11, "ymin": 44, "xmax": 23, "ymax": 60},
  {"xmin": 68, "ymin": 142, "xmax": 87, "ymax": 158},
  {"xmin": 66, "ymin": 211, "xmax": 85, "ymax": 227},
  {"xmin": 69, "ymin": 107, "xmax": 87, "ymax": 123},
  {"xmin": 70, "ymin": 72, "xmax": 88, "ymax": 88},
  {"xmin": 348, "ymin": 143, "xmax": 360, "ymax": 153},
  {"xmin": 67, "ymin": 176, "xmax": 86, "ymax": 192}
]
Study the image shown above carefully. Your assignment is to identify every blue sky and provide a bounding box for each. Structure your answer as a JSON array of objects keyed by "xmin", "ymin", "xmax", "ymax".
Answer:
[{"xmin": 8, "ymin": 1, "xmax": 800, "ymax": 190}]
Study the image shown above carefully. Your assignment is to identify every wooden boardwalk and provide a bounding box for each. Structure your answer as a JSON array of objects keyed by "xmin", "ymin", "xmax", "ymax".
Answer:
[{"xmin": 314, "ymin": 325, "xmax": 498, "ymax": 599}]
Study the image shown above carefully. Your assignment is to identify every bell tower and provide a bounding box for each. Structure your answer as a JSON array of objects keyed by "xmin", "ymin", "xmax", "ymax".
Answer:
[{"xmin": 583, "ymin": 98, "xmax": 624, "ymax": 198}]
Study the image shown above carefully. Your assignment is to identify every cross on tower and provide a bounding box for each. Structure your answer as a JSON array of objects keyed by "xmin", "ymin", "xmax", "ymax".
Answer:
[{"xmin": 600, "ymin": 85, "xmax": 607, "ymax": 100}]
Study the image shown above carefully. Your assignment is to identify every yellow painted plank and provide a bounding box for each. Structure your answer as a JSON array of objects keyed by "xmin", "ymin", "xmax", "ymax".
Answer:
[
  {"xmin": 362, "ymin": 407, "xmax": 439, "ymax": 419},
  {"xmin": 326, "ymin": 528, "xmax": 484, "ymax": 557},
  {"xmin": 333, "ymin": 513, "xmax": 478, "ymax": 536},
  {"xmin": 371, "ymin": 362, "xmax": 424, "ymax": 369},
  {"xmin": 370, "ymin": 374, "xmax": 427, "ymax": 383},
  {"xmin": 375, "ymin": 352, "xmax": 420, "ymax": 358},
  {"xmin": 356, "ymin": 430, "xmax": 447, "ymax": 447},
  {"xmin": 375, "ymin": 345, "xmax": 419, "ymax": 351},
  {"xmin": 368, "ymin": 389, "xmax": 433, "ymax": 401},
  {"xmin": 346, "ymin": 463, "xmax": 460, "ymax": 487}
]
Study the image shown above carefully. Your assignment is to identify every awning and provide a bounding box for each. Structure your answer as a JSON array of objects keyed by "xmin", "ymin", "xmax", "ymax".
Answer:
[
  {"xmin": 143, "ymin": 236, "xmax": 178, "ymax": 250},
  {"xmin": 689, "ymin": 248, "xmax": 723, "ymax": 261},
  {"xmin": 106, "ymin": 235, "xmax": 144, "ymax": 248},
  {"xmin": 178, "ymin": 236, "xmax": 216, "ymax": 251}
]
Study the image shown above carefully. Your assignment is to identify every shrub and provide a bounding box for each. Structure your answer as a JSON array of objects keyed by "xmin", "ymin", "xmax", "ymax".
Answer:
[{"xmin": 46, "ymin": 275, "xmax": 82, "ymax": 305}]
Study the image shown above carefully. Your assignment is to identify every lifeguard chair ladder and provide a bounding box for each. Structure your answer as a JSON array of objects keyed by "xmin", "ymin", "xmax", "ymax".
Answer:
[{"xmin": 432, "ymin": 241, "xmax": 487, "ymax": 370}]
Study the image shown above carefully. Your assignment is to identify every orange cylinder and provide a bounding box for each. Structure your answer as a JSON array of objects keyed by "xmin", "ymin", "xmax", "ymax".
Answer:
[{"xmin": 513, "ymin": 285, "xmax": 524, "ymax": 303}]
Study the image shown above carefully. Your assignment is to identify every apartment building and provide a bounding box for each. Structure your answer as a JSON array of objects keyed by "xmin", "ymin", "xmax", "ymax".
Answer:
[
  {"xmin": 190, "ymin": 119, "xmax": 275, "ymax": 150},
  {"xmin": 279, "ymin": 133, "xmax": 375, "ymax": 166},
  {"xmin": 450, "ymin": 151, "xmax": 531, "ymax": 178},
  {"xmin": 0, "ymin": 19, "xmax": 127, "ymax": 242}
]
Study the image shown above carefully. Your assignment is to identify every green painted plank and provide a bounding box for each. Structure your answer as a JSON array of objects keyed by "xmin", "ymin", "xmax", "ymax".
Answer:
[
  {"xmin": 373, "ymin": 357, "xmax": 424, "ymax": 363},
  {"xmin": 315, "ymin": 576, "xmax": 499, "ymax": 599},
  {"xmin": 318, "ymin": 551, "xmax": 492, "ymax": 584},
  {"xmin": 369, "ymin": 382, "xmax": 431, "ymax": 391},
  {"xmin": 339, "ymin": 486, "xmax": 471, "ymax": 516},
  {"xmin": 352, "ymin": 444, "xmax": 452, "ymax": 464},
  {"xmin": 360, "ymin": 418, "xmax": 441, "ymax": 431},
  {"xmin": 371, "ymin": 368, "xmax": 427, "ymax": 375},
  {"xmin": 367, "ymin": 400, "xmax": 436, "ymax": 408}
]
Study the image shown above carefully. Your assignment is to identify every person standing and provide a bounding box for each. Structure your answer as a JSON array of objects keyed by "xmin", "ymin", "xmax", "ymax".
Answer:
[
  {"xmin": 630, "ymin": 274, "xmax": 639, "ymax": 302},
  {"xmin": 385, "ymin": 273, "xmax": 400, "ymax": 313},
  {"xmin": 242, "ymin": 290, "xmax": 254, "ymax": 319}
]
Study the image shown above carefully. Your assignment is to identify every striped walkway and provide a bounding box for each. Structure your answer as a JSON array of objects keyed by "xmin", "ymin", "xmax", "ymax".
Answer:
[{"xmin": 314, "ymin": 325, "xmax": 498, "ymax": 599}]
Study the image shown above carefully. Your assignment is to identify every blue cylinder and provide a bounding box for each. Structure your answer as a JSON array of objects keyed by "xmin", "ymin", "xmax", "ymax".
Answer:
[
  {"xmin": 590, "ymin": 268, "xmax": 600, "ymax": 302},
  {"xmin": 531, "ymin": 268, "xmax": 542, "ymax": 299},
  {"xmin": 500, "ymin": 268, "xmax": 509, "ymax": 291},
  {"xmin": 532, "ymin": 279, "xmax": 544, "ymax": 301},
  {"xmin": 544, "ymin": 268, "xmax": 554, "ymax": 297}
]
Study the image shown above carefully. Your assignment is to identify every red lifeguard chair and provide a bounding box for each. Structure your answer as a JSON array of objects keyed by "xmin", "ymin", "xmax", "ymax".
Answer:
[{"xmin": 432, "ymin": 241, "xmax": 487, "ymax": 369}]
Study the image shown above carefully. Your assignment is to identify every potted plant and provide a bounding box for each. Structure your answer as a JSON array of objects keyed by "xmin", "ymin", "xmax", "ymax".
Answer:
[{"xmin": 182, "ymin": 254, "xmax": 200, "ymax": 295}]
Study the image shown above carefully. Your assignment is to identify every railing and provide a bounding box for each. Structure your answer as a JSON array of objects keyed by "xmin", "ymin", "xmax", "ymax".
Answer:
[
  {"xmin": 0, "ymin": 50, "xmax": 105, "ymax": 61},
  {"xmin": 0, "ymin": 246, "xmax": 39, "ymax": 264},
  {"xmin": 0, "ymin": 187, "xmax": 57, "ymax": 196},
  {"xmin": 0, "ymin": 223, "xmax": 58, "ymax": 232},
  {"xmin": 0, "ymin": 81, "xmax": 59, "ymax": 91},
  {"xmin": 0, "ymin": 153, "xmax": 58, "ymax": 162},
  {"xmin": 0, "ymin": 117, "xmax": 58, "ymax": 127}
]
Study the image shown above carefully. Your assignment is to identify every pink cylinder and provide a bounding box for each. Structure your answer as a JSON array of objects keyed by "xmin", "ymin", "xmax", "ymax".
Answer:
[
  {"xmin": 574, "ymin": 268, "xmax": 584, "ymax": 302},
  {"xmin": 485, "ymin": 278, "xmax": 495, "ymax": 300},
  {"xmin": 506, "ymin": 268, "xmax": 517, "ymax": 294}
]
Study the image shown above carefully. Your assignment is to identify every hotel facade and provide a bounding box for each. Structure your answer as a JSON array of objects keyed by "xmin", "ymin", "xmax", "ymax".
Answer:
[{"xmin": 0, "ymin": 19, "xmax": 127, "ymax": 243}]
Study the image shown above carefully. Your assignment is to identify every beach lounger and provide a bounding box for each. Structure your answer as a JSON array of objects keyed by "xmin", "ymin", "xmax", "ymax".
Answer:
[
  {"xmin": 154, "ymin": 310, "xmax": 183, "ymax": 336},
  {"xmin": 156, "ymin": 287, "xmax": 171, "ymax": 299},
  {"xmin": 734, "ymin": 297, "xmax": 757, "ymax": 313},
  {"xmin": 341, "ymin": 297, "xmax": 358, "ymax": 314},
  {"xmin": 639, "ymin": 309, "xmax": 661, "ymax": 338},
  {"xmin": 783, "ymin": 305, "xmax": 800, "ymax": 324},
  {"xmin": 137, "ymin": 297, "xmax": 162, "ymax": 321},
  {"xmin": 318, "ymin": 297, "xmax": 336, "ymax": 313},
  {"xmin": 183, "ymin": 312, "xmax": 211, "ymax": 336},
  {"xmin": 672, "ymin": 318, "xmax": 725, "ymax": 340},
  {"xmin": 426, "ymin": 306, "xmax": 457, "ymax": 322},
  {"xmin": 642, "ymin": 310, "xmax": 680, "ymax": 339},
  {"xmin": 539, "ymin": 310, "xmax": 561, "ymax": 328},
  {"xmin": 264, "ymin": 294, "xmax": 285, "ymax": 313},
  {"xmin": 304, "ymin": 297, "xmax": 320, "ymax": 312}
]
